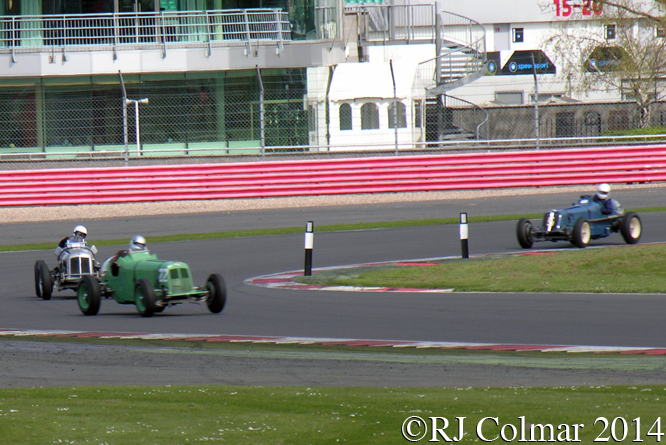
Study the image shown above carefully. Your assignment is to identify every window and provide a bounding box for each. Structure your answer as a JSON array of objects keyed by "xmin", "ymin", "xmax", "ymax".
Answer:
[
  {"xmin": 361, "ymin": 103, "xmax": 379, "ymax": 130},
  {"xmin": 339, "ymin": 103, "xmax": 352, "ymax": 131},
  {"xmin": 388, "ymin": 101, "xmax": 407, "ymax": 129},
  {"xmin": 609, "ymin": 110, "xmax": 629, "ymax": 130},
  {"xmin": 605, "ymin": 24, "xmax": 616, "ymax": 40},
  {"xmin": 414, "ymin": 100, "xmax": 422, "ymax": 128},
  {"xmin": 495, "ymin": 92, "xmax": 523, "ymax": 105},
  {"xmin": 555, "ymin": 112, "xmax": 576, "ymax": 138},
  {"xmin": 512, "ymin": 28, "xmax": 524, "ymax": 43},
  {"xmin": 530, "ymin": 93, "xmax": 563, "ymax": 103},
  {"xmin": 584, "ymin": 111, "xmax": 602, "ymax": 135}
]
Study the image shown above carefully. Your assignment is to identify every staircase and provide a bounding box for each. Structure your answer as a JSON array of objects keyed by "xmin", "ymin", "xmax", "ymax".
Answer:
[
  {"xmin": 424, "ymin": 12, "xmax": 487, "ymax": 141},
  {"xmin": 428, "ymin": 10, "xmax": 486, "ymax": 93},
  {"xmin": 437, "ymin": 41, "xmax": 486, "ymax": 88}
]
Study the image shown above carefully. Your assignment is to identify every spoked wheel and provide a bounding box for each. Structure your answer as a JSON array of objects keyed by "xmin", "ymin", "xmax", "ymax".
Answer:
[
  {"xmin": 77, "ymin": 275, "xmax": 101, "ymax": 316},
  {"xmin": 134, "ymin": 279, "xmax": 157, "ymax": 317},
  {"xmin": 516, "ymin": 218, "xmax": 534, "ymax": 248},
  {"xmin": 620, "ymin": 212, "xmax": 642, "ymax": 244},
  {"xmin": 572, "ymin": 218, "xmax": 591, "ymax": 248},
  {"xmin": 205, "ymin": 274, "xmax": 227, "ymax": 314},
  {"xmin": 34, "ymin": 260, "xmax": 53, "ymax": 300}
]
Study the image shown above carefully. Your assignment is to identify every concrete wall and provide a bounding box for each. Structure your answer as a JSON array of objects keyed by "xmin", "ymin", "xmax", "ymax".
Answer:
[{"xmin": 0, "ymin": 41, "xmax": 347, "ymax": 78}]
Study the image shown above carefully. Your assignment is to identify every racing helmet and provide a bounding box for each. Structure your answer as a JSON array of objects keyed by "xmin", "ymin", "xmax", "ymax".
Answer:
[
  {"xmin": 129, "ymin": 235, "xmax": 147, "ymax": 252},
  {"xmin": 73, "ymin": 225, "xmax": 87, "ymax": 240},
  {"xmin": 596, "ymin": 183, "xmax": 611, "ymax": 200}
]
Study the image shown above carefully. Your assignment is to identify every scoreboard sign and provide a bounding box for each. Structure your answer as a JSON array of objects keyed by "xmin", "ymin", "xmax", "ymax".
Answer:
[{"xmin": 553, "ymin": 0, "xmax": 604, "ymax": 17}]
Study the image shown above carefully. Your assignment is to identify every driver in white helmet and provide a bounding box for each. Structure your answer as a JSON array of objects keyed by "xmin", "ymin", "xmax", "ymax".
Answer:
[
  {"xmin": 107, "ymin": 236, "xmax": 150, "ymax": 273},
  {"xmin": 55, "ymin": 225, "xmax": 88, "ymax": 257},
  {"xmin": 593, "ymin": 183, "xmax": 615, "ymax": 215},
  {"xmin": 128, "ymin": 235, "xmax": 149, "ymax": 253}
]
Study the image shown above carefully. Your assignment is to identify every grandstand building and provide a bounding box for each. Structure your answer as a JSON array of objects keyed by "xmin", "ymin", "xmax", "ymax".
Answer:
[{"xmin": 0, "ymin": 0, "xmax": 659, "ymax": 156}]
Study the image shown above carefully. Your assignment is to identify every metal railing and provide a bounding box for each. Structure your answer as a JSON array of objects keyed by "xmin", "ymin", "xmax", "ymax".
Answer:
[
  {"xmin": 437, "ymin": 94, "xmax": 489, "ymax": 141},
  {"xmin": 417, "ymin": 11, "xmax": 486, "ymax": 93},
  {"xmin": 0, "ymin": 9, "xmax": 292, "ymax": 59},
  {"xmin": 352, "ymin": 4, "xmax": 437, "ymax": 45}
]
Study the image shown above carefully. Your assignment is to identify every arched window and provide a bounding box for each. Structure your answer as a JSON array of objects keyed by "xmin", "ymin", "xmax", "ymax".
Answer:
[
  {"xmin": 339, "ymin": 103, "xmax": 352, "ymax": 131},
  {"xmin": 361, "ymin": 102, "xmax": 380, "ymax": 130},
  {"xmin": 388, "ymin": 101, "xmax": 407, "ymax": 129}
]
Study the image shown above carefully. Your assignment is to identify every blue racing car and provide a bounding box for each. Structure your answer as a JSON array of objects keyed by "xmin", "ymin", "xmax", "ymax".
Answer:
[{"xmin": 516, "ymin": 195, "xmax": 642, "ymax": 248}]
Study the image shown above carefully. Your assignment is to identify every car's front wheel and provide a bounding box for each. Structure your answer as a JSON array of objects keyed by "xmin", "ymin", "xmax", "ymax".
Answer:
[
  {"xmin": 516, "ymin": 218, "xmax": 534, "ymax": 248},
  {"xmin": 620, "ymin": 212, "xmax": 642, "ymax": 244},
  {"xmin": 134, "ymin": 279, "xmax": 157, "ymax": 317},
  {"xmin": 77, "ymin": 276, "xmax": 101, "ymax": 316},
  {"xmin": 34, "ymin": 260, "xmax": 53, "ymax": 300},
  {"xmin": 572, "ymin": 218, "xmax": 591, "ymax": 248},
  {"xmin": 206, "ymin": 274, "xmax": 227, "ymax": 314}
]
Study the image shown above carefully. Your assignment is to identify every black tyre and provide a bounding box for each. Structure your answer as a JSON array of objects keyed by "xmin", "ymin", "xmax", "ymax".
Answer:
[
  {"xmin": 572, "ymin": 217, "xmax": 591, "ymax": 248},
  {"xmin": 206, "ymin": 274, "xmax": 227, "ymax": 314},
  {"xmin": 77, "ymin": 275, "xmax": 101, "ymax": 316},
  {"xmin": 34, "ymin": 260, "xmax": 53, "ymax": 300},
  {"xmin": 134, "ymin": 279, "xmax": 156, "ymax": 317},
  {"xmin": 620, "ymin": 212, "xmax": 642, "ymax": 244},
  {"xmin": 516, "ymin": 218, "xmax": 534, "ymax": 248}
]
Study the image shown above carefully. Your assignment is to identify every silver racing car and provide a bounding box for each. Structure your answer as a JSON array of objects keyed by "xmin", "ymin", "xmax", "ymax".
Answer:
[{"xmin": 34, "ymin": 241, "xmax": 100, "ymax": 300}]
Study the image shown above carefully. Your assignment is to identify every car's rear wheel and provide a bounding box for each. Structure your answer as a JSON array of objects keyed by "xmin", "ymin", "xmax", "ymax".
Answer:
[
  {"xmin": 572, "ymin": 218, "xmax": 591, "ymax": 248},
  {"xmin": 516, "ymin": 218, "xmax": 534, "ymax": 248},
  {"xmin": 135, "ymin": 279, "xmax": 156, "ymax": 317},
  {"xmin": 620, "ymin": 212, "xmax": 642, "ymax": 244},
  {"xmin": 206, "ymin": 274, "xmax": 227, "ymax": 314},
  {"xmin": 77, "ymin": 275, "xmax": 101, "ymax": 316},
  {"xmin": 34, "ymin": 260, "xmax": 53, "ymax": 300}
]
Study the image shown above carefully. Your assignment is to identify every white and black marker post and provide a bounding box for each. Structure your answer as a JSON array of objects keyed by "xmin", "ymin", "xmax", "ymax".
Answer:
[
  {"xmin": 304, "ymin": 221, "xmax": 314, "ymax": 276},
  {"xmin": 460, "ymin": 213, "xmax": 469, "ymax": 259}
]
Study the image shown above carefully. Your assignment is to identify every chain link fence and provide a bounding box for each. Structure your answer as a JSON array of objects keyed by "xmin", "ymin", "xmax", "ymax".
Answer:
[{"xmin": 2, "ymin": 69, "xmax": 666, "ymax": 170}]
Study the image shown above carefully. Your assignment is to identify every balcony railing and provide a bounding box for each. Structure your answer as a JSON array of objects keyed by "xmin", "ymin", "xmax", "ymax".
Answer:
[
  {"xmin": 352, "ymin": 4, "xmax": 438, "ymax": 45},
  {"xmin": 0, "ymin": 9, "xmax": 292, "ymax": 59}
]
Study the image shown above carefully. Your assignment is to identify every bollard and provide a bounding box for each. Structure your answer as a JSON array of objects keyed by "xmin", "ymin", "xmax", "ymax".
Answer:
[
  {"xmin": 304, "ymin": 221, "xmax": 314, "ymax": 276},
  {"xmin": 460, "ymin": 213, "xmax": 469, "ymax": 259}
]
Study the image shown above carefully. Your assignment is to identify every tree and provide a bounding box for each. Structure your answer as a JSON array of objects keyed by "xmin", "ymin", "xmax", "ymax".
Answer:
[
  {"xmin": 596, "ymin": 0, "xmax": 666, "ymax": 23},
  {"xmin": 544, "ymin": 0, "xmax": 666, "ymax": 128}
]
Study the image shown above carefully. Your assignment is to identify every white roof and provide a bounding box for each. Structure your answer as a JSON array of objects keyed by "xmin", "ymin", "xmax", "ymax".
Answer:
[{"xmin": 328, "ymin": 62, "xmax": 422, "ymax": 101}]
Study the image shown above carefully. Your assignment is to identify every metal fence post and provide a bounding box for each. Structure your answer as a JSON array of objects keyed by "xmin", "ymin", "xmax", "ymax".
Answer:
[
  {"xmin": 390, "ymin": 59, "xmax": 398, "ymax": 155},
  {"xmin": 531, "ymin": 52, "xmax": 540, "ymax": 150},
  {"xmin": 256, "ymin": 65, "xmax": 265, "ymax": 161},
  {"xmin": 119, "ymin": 71, "xmax": 129, "ymax": 166}
]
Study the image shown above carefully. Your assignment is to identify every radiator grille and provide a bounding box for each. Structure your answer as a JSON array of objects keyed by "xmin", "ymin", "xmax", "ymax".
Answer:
[{"xmin": 68, "ymin": 257, "xmax": 92, "ymax": 277}]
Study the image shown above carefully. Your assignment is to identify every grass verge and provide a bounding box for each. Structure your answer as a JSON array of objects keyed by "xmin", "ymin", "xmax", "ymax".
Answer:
[
  {"xmin": 1, "ymin": 384, "xmax": 664, "ymax": 444},
  {"xmin": 295, "ymin": 243, "xmax": 666, "ymax": 293}
]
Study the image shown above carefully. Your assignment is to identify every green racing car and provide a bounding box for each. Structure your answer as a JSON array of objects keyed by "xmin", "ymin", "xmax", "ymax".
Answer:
[{"xmin": 76, "ymin": 238, "xmax": 226, "ymax": 317}]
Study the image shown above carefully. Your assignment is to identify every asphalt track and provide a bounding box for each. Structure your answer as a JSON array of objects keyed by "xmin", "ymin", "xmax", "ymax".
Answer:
[{"xmin": 2, "ymin": 186, "xmax": 666, "ymax": 388}]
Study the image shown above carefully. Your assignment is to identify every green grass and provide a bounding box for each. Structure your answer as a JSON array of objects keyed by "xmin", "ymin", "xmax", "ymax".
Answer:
[
  {"xmin": 296, "ymin": 243, "xmax": 666, "ymax": 293},
  {"xmin": 1, "ymin": 385, "xmax": 665, "ymax": 444}
]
